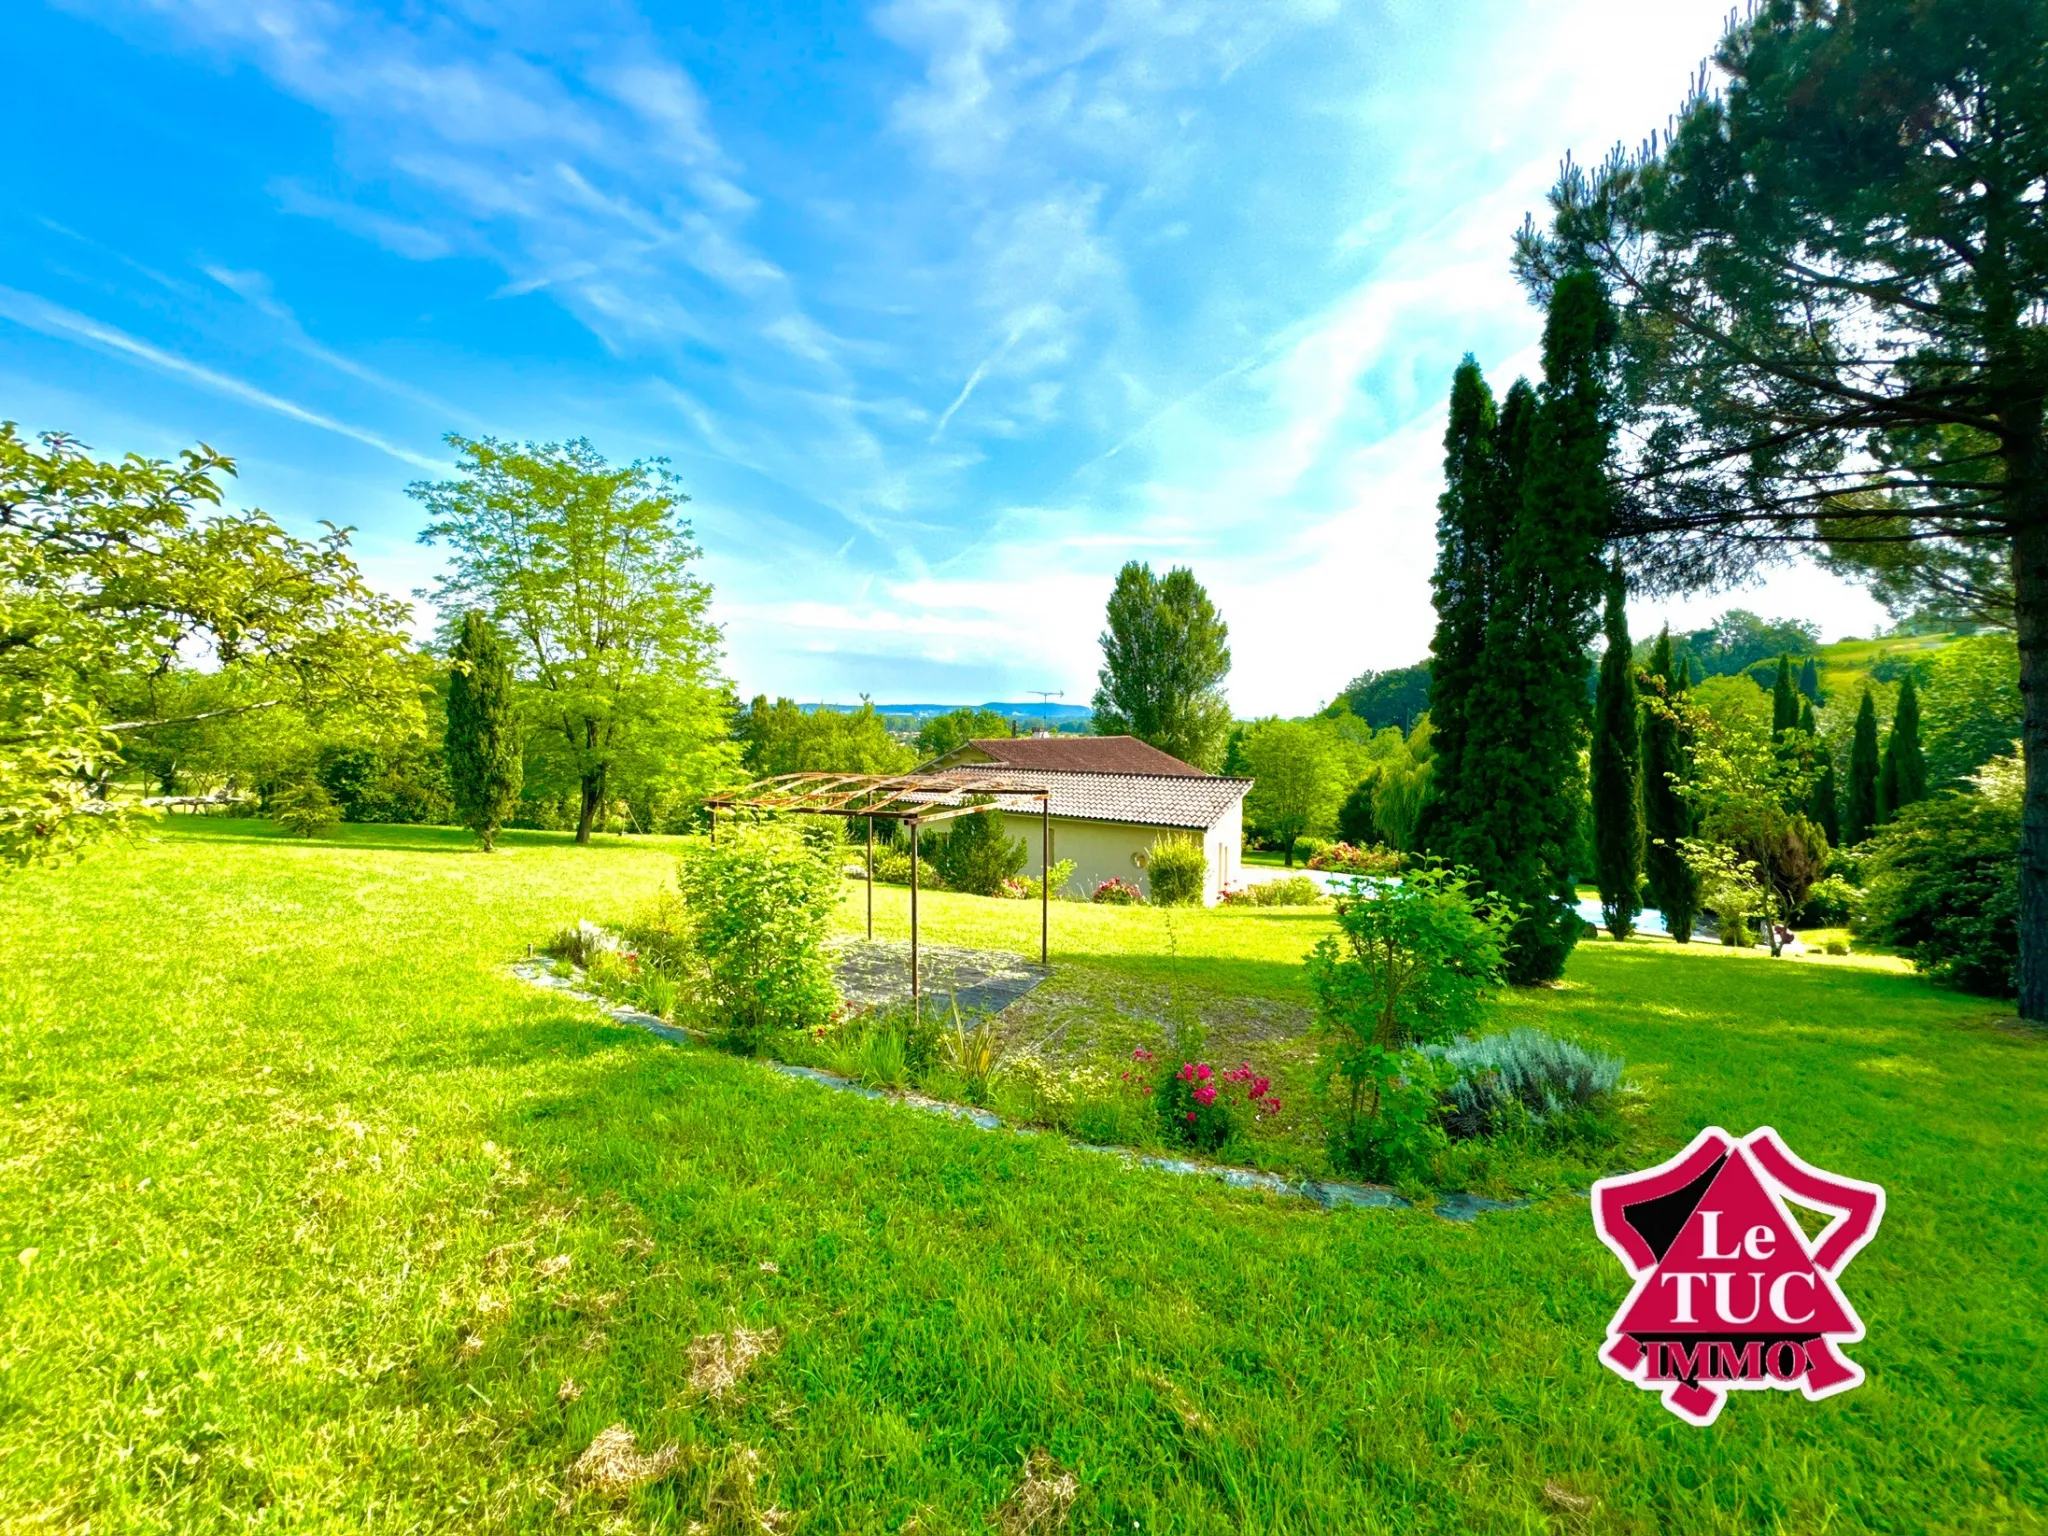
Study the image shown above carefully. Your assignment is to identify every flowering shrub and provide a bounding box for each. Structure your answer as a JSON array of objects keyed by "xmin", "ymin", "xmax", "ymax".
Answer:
[
  {"xmin": 1153, "ymin": 1051, "xmax": 1280, "ymax": 1152},
  {"xmin": 1308, "ymin": 842, "xmax": 1402, "ymax": 875},
  {"xmin": 1091, "ymin": 877, "xmax": 1144, "ymax": 905}
]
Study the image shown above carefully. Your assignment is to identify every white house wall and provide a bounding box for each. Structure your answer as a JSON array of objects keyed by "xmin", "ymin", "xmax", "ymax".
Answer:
[{"xmin": 997, "ymin": 806, "xmax": 1241, "ymax": 906}]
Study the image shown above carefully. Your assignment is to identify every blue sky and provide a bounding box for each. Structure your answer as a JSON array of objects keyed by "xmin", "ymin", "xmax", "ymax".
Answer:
[{"xmin": 4, "ymin": 0, "xmax": 1885, "ymax": 713}]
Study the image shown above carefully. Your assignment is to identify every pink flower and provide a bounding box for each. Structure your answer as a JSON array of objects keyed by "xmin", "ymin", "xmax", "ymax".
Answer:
[
  {"xmin": 1193, "ymin": 1085, "xmax": 1217, "ymax": 1107},
  {"xmin": 1195, "ymin": 1063, "xmax": 1213, "ymax": 1082},
  {"xmin": 1132, "ymin": 1048, "xmax": 1153, "ymax": 1063},
  {"xmin": 1251, "ymin": 1077, "xmax": 1271, "ymax": 1100},
  {"xmin": 1178, "ymin": 1063, "xmax": 1196, "ymax": 1083},
  {"xmin": 1184, "ymin": 1112, "xmax": 1196, "ymax": 1123}
]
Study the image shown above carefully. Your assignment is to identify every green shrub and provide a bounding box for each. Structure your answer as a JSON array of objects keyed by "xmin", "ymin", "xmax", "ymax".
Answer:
[
  {"xmin": 1305, "ymin": 863, "xmax": 1511, "ymax": 1179},
  {"xmin": 546, "ymin": 919, "xmax": 616, "ymax": 968},
  {"xmin": 315, "ymin": 740, "xmax": 451, "ymax": 825},
  {"xmin": 1016, "ymin": 858, "xmax": 1078, "ymax": 901},
  {"xmin": 675, "ymin": 820, "xmax": 843, "ymax": 1050},
  {"xmin": 1860, "ymin": 757, "xmax": 2020, "ymax": 997},
  {"xmin": 633, "ymin": 971, "xmax": 680, "ymax": 1020},
  {"xmin": 1221, "ymin": 876, "xmax": 1322, "ymax": 907},
  {"xmin": 1146, "ymin": 835, "xmax": 1207, "ymax": 906},
  {"xmin": 1293, "ymin": 836, "xmax": 1332, "ymax": 866},
  {"xmin": 1420, "ymin": 1028, "xmax": 1624, "ymax": 1140},
  {"xmin": 871, "ymin": 848, "xmax": 943, "ymax": 888},
  {"xmin": 269, "ymin": 780, "xmax": 340, "ymax": 838},
  {"xmin": 1308, "ymin": 841, "xmax": 1401, "ymax": 875},
  {"xmin": 927, "ymin": 807, "xmax": 1028, "ymax": 896}
]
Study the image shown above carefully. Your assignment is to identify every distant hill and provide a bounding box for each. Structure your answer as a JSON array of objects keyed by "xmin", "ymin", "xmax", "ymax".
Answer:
[{"xmin": 802, "ymin": 701, "xmax": 1093, "ymax": 723}]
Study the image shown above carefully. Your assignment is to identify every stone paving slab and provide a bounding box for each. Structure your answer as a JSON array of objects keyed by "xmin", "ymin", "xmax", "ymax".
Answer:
[{"xmin": 831, "ymin": 938, "xmax": 1050, "ymax": 1016}]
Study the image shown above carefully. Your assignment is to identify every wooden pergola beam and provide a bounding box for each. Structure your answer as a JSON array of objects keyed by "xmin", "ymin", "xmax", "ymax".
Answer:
[{"xmin": 702, "ymin": 770, "xmax": 1056, "ymax": 1015}]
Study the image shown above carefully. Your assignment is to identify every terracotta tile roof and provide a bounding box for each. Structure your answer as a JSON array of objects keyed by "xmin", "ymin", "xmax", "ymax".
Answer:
[
  {"xmin": 949, "ymin": 764, "xmax": 1251, "ymax": 830},
  {"xmin": 951, "ymin": 734, "xmax": 1210, "ymax": 776}
]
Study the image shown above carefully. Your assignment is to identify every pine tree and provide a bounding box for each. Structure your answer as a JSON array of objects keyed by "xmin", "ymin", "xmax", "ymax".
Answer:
[
  {"xmin": 1641, "ymin": 628, "xmax": 1699, "ymax": 942},
  {"xmin": 1847, "ymin": 688, "xmax": 1882, "ymax": 844},
  {"xmin": 1590, "ymin": 561, "xmax": 1643, "ymax": 939},
  {"xmin": 1882, "ymin": 672, "xmax": 1928, "ymax": 820},
  {"xmin": 445, "ymin": 611, "xmax": 522, "ymax": 851},
  {"xmin": 1801, "ymin": 701, "xmax": 1840, "ymax": 845},
  {"xmin": 1798, "ymin": 657, "xmax": 1821, "ymax": 704},
  {"xmin": 1771, "ymin": 655, "xmax": 1799, "ymax": 737},
  {"xmin": 1453, "ymin": 271, "xmax": 1614, "ymax": 981}
]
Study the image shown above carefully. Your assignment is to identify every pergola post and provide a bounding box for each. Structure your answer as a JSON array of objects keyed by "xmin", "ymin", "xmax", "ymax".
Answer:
[
  {"xmin": 1040, "ymin": 794, "xmax": 1050, "ymax": 967},
  {"xmin": 909, "ymin": 818, "xmax": 921, "ymax": 1019},
  {"xmin": 865, "ymin": 816, "xmax": 874, "ymax": 941}
]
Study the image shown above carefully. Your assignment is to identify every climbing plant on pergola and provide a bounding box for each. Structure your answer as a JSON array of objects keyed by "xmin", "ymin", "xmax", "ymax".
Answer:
[{"xmin": 703, "ymin": 770, "xmax": 1053, "ymax": 1013}]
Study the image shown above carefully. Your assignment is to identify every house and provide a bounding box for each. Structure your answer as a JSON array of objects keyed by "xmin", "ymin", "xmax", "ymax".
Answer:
[{"xmin": 922, "ymin": 734, "xmax": 1251, "ymax": 905}]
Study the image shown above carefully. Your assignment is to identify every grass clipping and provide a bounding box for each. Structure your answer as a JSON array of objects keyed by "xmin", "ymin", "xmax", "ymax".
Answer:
[
  {"xmin": 999, "ymin": 1451, "xmax": 1078, "ymax": 1535},
  {"xmin": 561, "ymin": 1423, "xmax": 681, "ymax": 1505},
  {"xmin": 688, "ymin": 1325, "xmax": 781, "ymax": 1400}
]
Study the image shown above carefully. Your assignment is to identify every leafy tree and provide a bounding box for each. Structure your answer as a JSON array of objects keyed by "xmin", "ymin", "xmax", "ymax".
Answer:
[
  {"xmin": 445, "ymin": 611, "xmax": 521, "ymax": 849},
  {"xmin": 1336, "ymin": 775, "xmax": 1381, "ymax": 846},
  {"xmin": 739, "ymin": 697, "xmax": 914, "ymax": 778},
  {"xmin": 1635, "ymin": 610, "xmax": 1821, "ymax": 683},
  {"xmin": 0, "ymin": 425, "xmax": 415, "ymax": 867},
  {"xmin": 1515, "ymin": 0, "xmax": 2048, "ymax": 1014},
  {"xmin": 1449, "ymin": 272, "xmax": 1614, "ymax": 982},
  {"xmin": 1091, "ymin": 562, "xmax": 1232, "ymax": 771},
  {"xmin": 1771, "ymin": 656, "xmax": 1799, "ymax": 738},
  {"xmin": 1923, "ymin": 634, "xmax": 2022, "ymax": 787},
  {"xmin": 1675, "ymin": 695, "xmax": 1827, "ymax": 957},
  {"xmin": 316, "ymin": 740, "xmax": 450, "ymax": 825},
  {"xmin": 1335, "ymin": 663, "xmax": 1431, "ymax": 732},
  {"xmin": 1862, "ymin": 756, "xmax": 2021, "ymax": 997},
  {"xmin": 1241, "ymin": 719, "xmax": 1344, "ymax": 866},
  {"xmin": 1590, "ymin": 563, "xmax": 1644, "ymax": 938},
  {"xmin": 1847, "ymin": 689, "xmax": 1884, "ymax": 846},
  {"xmin": 928, "ymin": 806, "xmax": 1027, "ymax": 896},
  {"xmin": 1880, "ymin": 671, "xmax": 1928, "ymax": 820},
  {"xmin": 1641, "ymin": 629, "xmax": 1700, "ymax": 940},
  {"xmin": 413, "ymin": 437, "xmax": 730, "ymax": 844},
  {"xmin": 915, "ymin": 707, "xmax": 1012, "ymax": 760}
]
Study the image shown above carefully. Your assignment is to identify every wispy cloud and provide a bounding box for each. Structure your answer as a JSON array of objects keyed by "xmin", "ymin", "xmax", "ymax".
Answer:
[{"xmin": 0, "ymin": 284, "xmax": 443, "ymax": 470}]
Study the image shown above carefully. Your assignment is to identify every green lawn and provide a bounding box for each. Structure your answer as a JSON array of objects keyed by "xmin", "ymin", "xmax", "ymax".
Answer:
[{"xmin": 3, "ymin": 820, "xmax": 2043, "ymax": 1532}]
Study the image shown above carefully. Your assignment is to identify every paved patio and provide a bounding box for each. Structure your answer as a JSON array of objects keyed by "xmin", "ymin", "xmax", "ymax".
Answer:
[{"xmin": 830, "ymin": 937, "xmax": 1050, "ymax": 1015}]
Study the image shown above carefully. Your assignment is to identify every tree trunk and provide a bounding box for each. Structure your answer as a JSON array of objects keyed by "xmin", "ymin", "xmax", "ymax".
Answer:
[
  {"xmin": 576, "ymin": 774, "xmax": 602, "ymax": 845},
  {"xmin": 2015, "ymin": 510, "xmax": 2048, "ymax": 1020}
]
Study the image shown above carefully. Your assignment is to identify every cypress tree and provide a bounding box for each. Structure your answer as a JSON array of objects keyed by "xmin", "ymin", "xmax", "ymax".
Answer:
[
  {"xmin": 1847, "ymin": 687, "xmax": 1881, "ymax": 844},
  {"xmin": 1456, "ymin": 270, "xmax": 1614, "ymax": 981},
  {"xmin": 1417, "ymin": 358, "xmax": 1500, "ymax": 855},
  {"xmin": 1641, "ymin": 628, "xmax": 1699, "ymax": 942},
  {"xmin": 1771, "ymin": 654, "xmax": 1799, "ymax": 737},
  {"xmin": 1881, "ymin": 672, "xmax": 1927, "ymax": 820},
  {"xmin": 446, "ymin": 611, "xmax": 522, "ymax": 851},
  {"xmin": 1590, "ymin": 561, "xmax": 1642, "ymax": 939},
  {"xmin": 1798, "ymin": 656, "xmax": 1821, "ymax": 705},
  {"xmin": 1800, "ymin": 701, "xmax": 1840, "ymax": 846}
]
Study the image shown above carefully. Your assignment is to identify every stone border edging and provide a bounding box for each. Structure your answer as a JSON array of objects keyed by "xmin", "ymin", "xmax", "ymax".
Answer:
[{"xmin": 510, "ymin": 959, "xmax": 1529, "ymax": 1224}]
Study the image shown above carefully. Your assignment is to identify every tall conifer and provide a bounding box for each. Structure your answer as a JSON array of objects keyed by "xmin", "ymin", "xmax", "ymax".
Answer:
[
  {"xmin": 1417, "ymin": 358, "xmax": 1500, "ymax": 854},
  {"xmin": 1881, "ymin": 672, "xmax": 1928, "ymax": 821},
  {"xmin": 1590, "ymin": 561, "xmax": 1642, "ymax": 939},
  {"xmin": 1454, "ymin": 271, "xmax": 1614, "ymax": 981},
  {"xmin": 1771, "ymin": 655, "xmax": 1799, "ymax": 737},
  {"xmin": 1800, "ymin": 701, "xmax": 1840, "ymax": 845},
  {"xmin": 446, "ymin": 611, "xmax": 522, "ymax": 851},
  {"xmin": 1798, "ymin": 657, "xmax": 1821, "ymax": 704},
  {"xmin": 1641, "ymin": 627, "xmax": 1699, "ymax": 941},
  {"xmin": 1847, "ymin": 688, "xmax": 1882, "ymax": 844}
]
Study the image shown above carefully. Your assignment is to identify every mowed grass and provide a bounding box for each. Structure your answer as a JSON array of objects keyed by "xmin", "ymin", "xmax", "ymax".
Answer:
[{"xmin": 2, "ymin": 821, "xmax": 2042, "ymax": 1533}]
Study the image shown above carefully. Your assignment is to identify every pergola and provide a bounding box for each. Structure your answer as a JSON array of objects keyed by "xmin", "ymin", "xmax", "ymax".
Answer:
[{"xmin": 702, "ymin": 769, "xmax": 1054, "ymax": 1013}]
